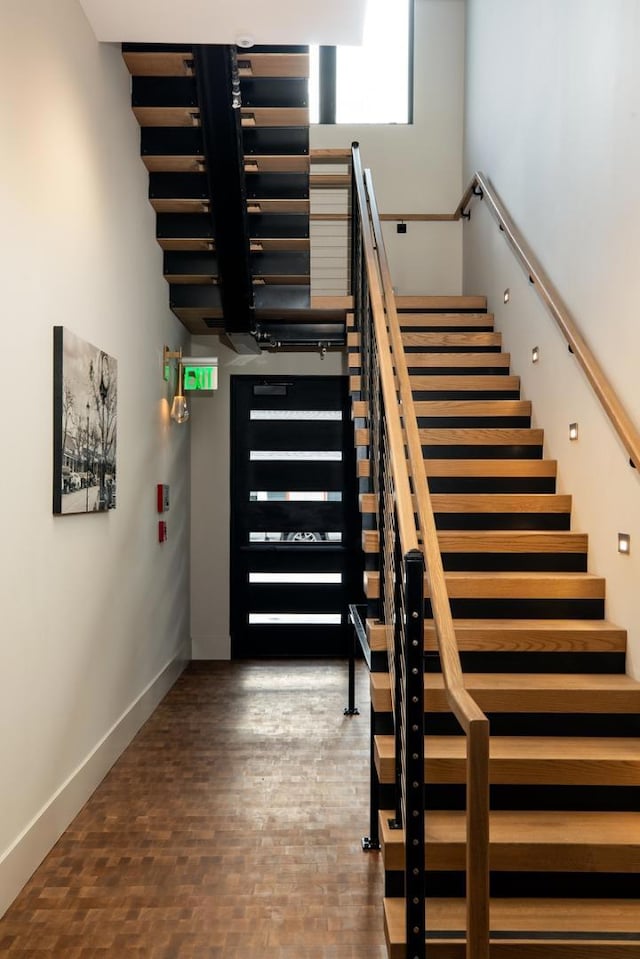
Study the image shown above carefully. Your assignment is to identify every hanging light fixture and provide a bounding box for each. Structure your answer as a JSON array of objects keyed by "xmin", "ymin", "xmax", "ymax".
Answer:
[
  {"xmin": 170, "ymin": 362, "xmax": 189, "ymax": 424},
  {"xmin": 163, "ymin": 346, "xmax": 190, "ymax": 425}
]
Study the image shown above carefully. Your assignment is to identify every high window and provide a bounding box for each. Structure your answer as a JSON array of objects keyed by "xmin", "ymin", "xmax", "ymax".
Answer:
[{"xmin": 309, "ymin": 0, "xmax": 413, "ymax": 124}]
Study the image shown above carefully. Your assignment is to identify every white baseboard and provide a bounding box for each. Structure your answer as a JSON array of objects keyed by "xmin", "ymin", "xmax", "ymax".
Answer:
[{"xmin": 0, "ymin": 642, "xmax": 189, "ymax": 918}]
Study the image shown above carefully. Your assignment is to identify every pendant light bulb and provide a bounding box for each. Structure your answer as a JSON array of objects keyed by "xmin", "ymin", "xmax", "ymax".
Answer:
[{"xmin": 170, "ymin": 363, "xmax": 190, "ymax": 424}]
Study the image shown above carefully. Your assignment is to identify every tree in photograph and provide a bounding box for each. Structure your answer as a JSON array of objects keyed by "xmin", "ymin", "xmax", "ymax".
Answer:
[
  {"xmin": 61, "ymin": 383, "xmax": 75, "ymax": 481},
  {"xmin": 89, "ymin": 352, "xmax": 117, "ymax": 509}
]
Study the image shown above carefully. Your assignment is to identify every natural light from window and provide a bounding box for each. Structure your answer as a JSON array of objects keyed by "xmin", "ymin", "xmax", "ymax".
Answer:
[{"xmin": 309, "ymin": 0, "xmax": 411, "ymax": 124}]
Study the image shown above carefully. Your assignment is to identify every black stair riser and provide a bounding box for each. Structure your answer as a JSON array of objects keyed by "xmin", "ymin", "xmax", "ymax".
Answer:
[
  {"xmin": 422, "ymin": 445, "xmax": 543, "ymax": 459},
  {"xmin": 172, "ymin": 277, "xmax": 309, "ymax": 305},
  {"xmin": 396, "ymin": 307, "xmax": 488, "ymax": 314},
  {"xmin": 255, "ymin": 323, "xmax": 342, "ymax": 343},
  {"xmin": 440, "ymin": 553, "xmax": 587, "ymax": 572},
  {"xmin": 123, "ymin": 42, "xmax": 192, "ymax": 53},
  {"xmin": 141, "ymin": 127, "xmax": 203, "ymax": 156},
  {"xmin": 426, "ymin": 652, "xmax": 626, "ymax": 674},
  {"xmin": 150, "ymin": 172, "xmax": 309, "ymax": 201},
  {"xmin": 423, "ymin": 713, "xmax": 640, "ymax": 737},
  {"xmin": 421, "ymin": 872, "xmax": 640, "ymax": 899},
  {"xmin": 417, "ymin": 417, "xmax": 531, "ymax": 428},
  {"xmin": 240, "ymin": 77, "xmax": 308, "ymax": 108},
  {"xmin": 163, "ymin": 250, "xmax": 311, "ymax": 276},
  {"xmin": 404, "ymin": 345, "xmax": 502, "ymax": 354},
  {"xmin": 401, "ymin": 325, "xmax": 494, "ymax": 333},
  {"xmin": 425, "ymin": 783, "xmax": 640, "ymax": 811},
  {"xmin": 149, "ymin": 172, "xmax": 209, "ymax": 199},
  {"xmin": 428, "ymin": 478, "xmax": 556, "ymax": 493},
  {"xmin": 238, "ymin": 45, "xmax": 309, "ymax": 53},
  {"xmin": 245, "ymin": 173, "xmax": 310, "ymax": 199},
  {"xmin": 132, "ymin": 76, "xmax": 198, "ymax": 107},
  {"xmin": 157, "ymin": 213, "xmax": 214, "ymax": 239},
  {"xmin": 409, "ymin": 365, "xmax": 511, "ymax": 375},
  {"xmin": 426, "ymin": 599, "xmax": 605, "ymax": 619},
  {"xmin": 247, "ymin": 214, "xmax": 310, "ymax": 238},
  {"xmin": 242, "ymin": 127, "xmax": 309, "ymax": 155},
  {"xmin": 433, "ymin": 514, "xmax": 571, "ymax": 530},
  {"xmin": 413, "ymin": 390, "xmax": 521, "ymax": 400}
]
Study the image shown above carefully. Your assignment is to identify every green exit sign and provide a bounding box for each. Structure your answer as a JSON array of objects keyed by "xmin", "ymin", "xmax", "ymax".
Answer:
[{"xmin": 183, "ymin": 362, "xmax": 218, "ymax": 391}]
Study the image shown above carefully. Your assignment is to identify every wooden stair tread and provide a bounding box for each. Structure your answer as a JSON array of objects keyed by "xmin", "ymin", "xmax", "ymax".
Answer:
[
  {"xmin": 143, "ymin": 155, "xmax": 205, "ymax": 173},
  {"xmin": 384, "ymin": 898, "xmax": 640, "ymax": 957},
  {"xmin": 419, "ymin": 427, "xmax": 543, "ymax": 444},
  {"xmin": 241, "ymin": 107, "xmax": 309, "ymax": 127},
  {"xmin": 362, "ymin": 529, "xmax": 587, "ymax": 557},
  {"xmin": 423, "ymin": 459, "xmax": 556, "ymax": 477},
  {"xmin": 365, "ymin": 569, "xmax": 604, "ymax": 601},
  {"xmin": 413, "ymin": 400, "xmax": 531, "ymax": 416},
  {"xmin": 395, "ymin": 295, "xmax": 487, "ymax": 310},
  {"xmin": 366, "ymin": 617, "xmax": 626, "ymax": 653},
  {"xmin": 429, "ymin": 493, "xmax": 570, "ymax": 512},
  {"xmin": 374, "ymin": 735, "xmax": 640, "ymax": 785},
  {"xmin": 246, "ymin": 199, "xmax": 310, "ymax": 214},
  {"xmin": 436, "ymin": 531, "xmax": 587, "ymax": 552},
  {"xmin": 410, "ymin": 374, "xmax": 520, "ymax": 391},
  {"xmin": 429, "ymin": 571, "xmax": 605, "ymax": 599},
  {"xmin": 359, "ymin": 491, "xmax": 571, "ymax": 515},
  {"xmin": 399, "ymin": 313, "xmax": 494, "ymax": 328},
  {"xmin": 371, "ymin": 672, "xmax": 640, "ymax": 714},
  {"xmin": 244, "ymin": 155, "xmax": 310, "ymax": 173},
  {"xmin": 402, "ymin": 331, "xmax": 502, "ymax": 347},
  {"xmin": 424, "ymin": 618, "xmax": 627, "ymax": 652},
  {"xmin": 380, "ymin": 809, "xmax": 640, "ymax": 872},
  {"xmin": 402, "ymin": 352, "xmax": 511, "ymax": 368},
  {"xmin": 133, "ymin": 106, "xmax": 202, "ymax": 127},
  {"xmin": 236, "ymin": 53, "xmax": 310, "ymax": 78},
  {"xmin": 123, "ymin": 51, "xmax": 194, "ymax": 77}
]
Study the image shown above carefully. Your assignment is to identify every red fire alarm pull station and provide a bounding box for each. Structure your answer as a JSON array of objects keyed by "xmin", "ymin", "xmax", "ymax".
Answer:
[
  {"xmin": 158, "ymin": 520, "xmax": 167, "ymax": 543},
  {"xmin": 157, "ymin": 484, "xmax": 170, "ymax": 513}
]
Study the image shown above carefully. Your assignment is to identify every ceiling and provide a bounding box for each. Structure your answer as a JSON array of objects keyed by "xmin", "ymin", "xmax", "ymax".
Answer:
[{"xmin": 79, "ymin": 0, "xmax": 367, "ymax": 45}]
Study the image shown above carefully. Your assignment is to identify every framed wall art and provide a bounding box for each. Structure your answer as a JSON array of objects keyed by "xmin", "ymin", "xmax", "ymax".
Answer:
[{"xmin": 53, "ymin": 327, "xmax": 117, "ymax": 515}]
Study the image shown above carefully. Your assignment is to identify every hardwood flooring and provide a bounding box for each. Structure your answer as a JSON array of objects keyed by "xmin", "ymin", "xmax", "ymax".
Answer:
[{"xmin": 0, "ymin": 661, "xmax": 385, "ymax": 958}]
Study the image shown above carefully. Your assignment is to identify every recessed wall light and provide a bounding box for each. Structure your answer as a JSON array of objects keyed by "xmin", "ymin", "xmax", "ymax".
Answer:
[
  {"xmin": 569, "ymin": 422, "xmax": 579, "ymax": 441},
  {"xmin": 531, "ymin": 346, "xmax": 540, "ymax": 363},
  {"xmin": 503, "ymin": 288, "xmax": 510, "ymax": 304},
  {"xmin": 618, "ymin": 533, "xmax": 631, "ymax": 555}
]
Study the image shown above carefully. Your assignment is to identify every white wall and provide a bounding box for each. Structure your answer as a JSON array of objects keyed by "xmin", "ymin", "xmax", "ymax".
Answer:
[
  {"xmin": 0, "ymin": 0, "xmax": 191, "ymax": 914},
  {"xmin": 311, "ymin": 0, "xmax": 467, "ymax": 295},
  {"xmin": 464, "ymin": 0, "xmax": 640, "ymax": 674},
  {"xmin": 189, "ymin": 342, "xmax": 343, "ymax": 659}
]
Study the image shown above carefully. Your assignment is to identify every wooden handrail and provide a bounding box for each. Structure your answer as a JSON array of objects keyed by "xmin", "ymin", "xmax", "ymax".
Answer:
[
  {"xmin": 455, "ymin": 172, "xmax": 640, "ymax": 471},
  {"xmin": 364, "ymin": 169, "xmax": 488, "ymax": 736},
  {"xmin": 351, "ymin": 149, "xmax": 419, "ymax": 557},
  {"xmin": 354, "ymin": 147, "xmax": 490, "ymax": 959}
]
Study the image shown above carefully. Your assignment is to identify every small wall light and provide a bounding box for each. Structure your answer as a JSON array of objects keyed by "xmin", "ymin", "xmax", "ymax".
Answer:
[
  {"xmin": 618, "ymin": 533, "xmax": 631, "ymax": 555},
  {"xmin": 531, "ymin": 346, "xmax": 540, "ymax": 363},
  {"xmin": 503, "ymin": 288, "xmax": 510, "ymax": 304},
  {"xmin": 569, "ymin": 422, "xmax": 579, "ymax": 441}
]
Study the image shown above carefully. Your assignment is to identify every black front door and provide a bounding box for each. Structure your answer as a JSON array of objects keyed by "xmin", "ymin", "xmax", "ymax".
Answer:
[{"xmin": 230, "ymin": 375, "xmax": 360, "ymax": 657}]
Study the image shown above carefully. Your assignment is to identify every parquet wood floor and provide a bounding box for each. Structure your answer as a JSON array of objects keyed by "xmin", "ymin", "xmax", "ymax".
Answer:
[{"xmin": 0, "ymin": 661, "xmax": 385, "ymax": 958}]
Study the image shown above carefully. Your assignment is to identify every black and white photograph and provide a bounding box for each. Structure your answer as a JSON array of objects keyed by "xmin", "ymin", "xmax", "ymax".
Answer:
[{"xmin": 53, "ymin": 327, "xmax": 117, "ymax": 515}]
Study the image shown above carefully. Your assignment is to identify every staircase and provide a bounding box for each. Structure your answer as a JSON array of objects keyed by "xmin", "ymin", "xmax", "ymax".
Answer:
[
  {"xmin": 351, "ymin": 293, "xmax": 640, "ymax": 956},
  {"xmin": 123, "ymin": 42, "xmax": 348, "ymax": 348}
]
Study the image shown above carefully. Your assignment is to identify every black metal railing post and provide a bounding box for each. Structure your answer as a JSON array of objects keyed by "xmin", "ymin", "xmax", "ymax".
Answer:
[{"xmin": 404, "ymin": 548, "xmax": 426, "ymax": 959}]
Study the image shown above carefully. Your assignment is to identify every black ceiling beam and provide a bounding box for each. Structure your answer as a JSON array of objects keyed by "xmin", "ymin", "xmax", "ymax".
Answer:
[{"xmin": 193, "ymin": 45, "xmax": 255, "ymax": 335}]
